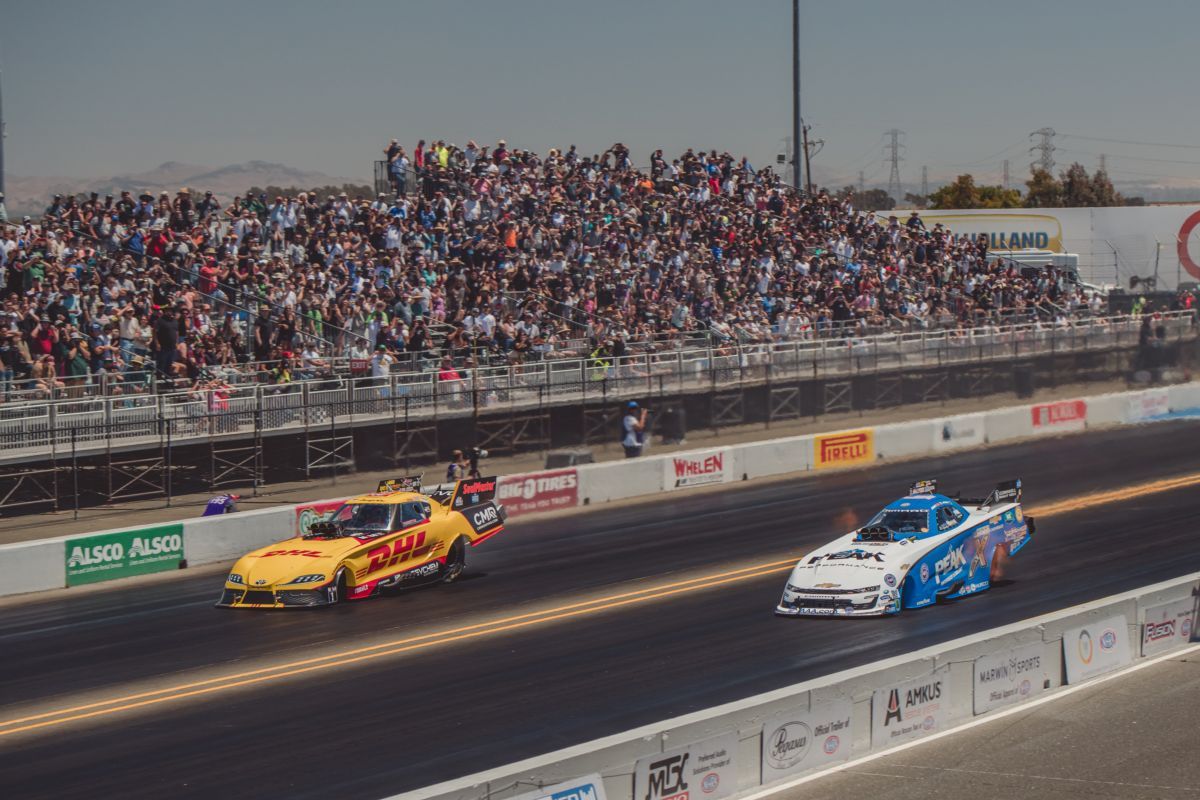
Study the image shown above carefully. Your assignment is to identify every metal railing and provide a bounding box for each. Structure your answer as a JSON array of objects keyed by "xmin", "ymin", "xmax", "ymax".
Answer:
[{"xmin": 0, "ymin": 310, "xmax": 1189, "ymax": 462}]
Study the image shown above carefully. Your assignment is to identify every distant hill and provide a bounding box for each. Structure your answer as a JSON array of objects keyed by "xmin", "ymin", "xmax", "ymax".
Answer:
[{"xmin": 4, "ymin": 161, "xmax": 371, "ymax": 217}]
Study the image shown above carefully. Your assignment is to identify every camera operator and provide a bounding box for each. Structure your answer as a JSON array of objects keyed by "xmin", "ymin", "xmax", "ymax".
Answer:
[
  {"xmin": 466, "ymin": 446, "xmax": 488, "ymax": 479},
  {"xmin": 622, "ymin": 400, "xmax": 648, "ymax": 458},
  {"xmin": 445, "ymin": 448, "xmax": 469, "ymax": 482}
]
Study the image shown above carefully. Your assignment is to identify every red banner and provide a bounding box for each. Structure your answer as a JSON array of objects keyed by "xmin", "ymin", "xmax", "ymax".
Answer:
[
  {"xmin": 497, "ymin": 469, "xmax": 579, "ymax": 517},
  {"xmin": 295, "ymin": 499, "xmax": 346, "ymax": 535},
  {"xmin": 1031, "ymin": 399, "xmax": 1087, "ymax": 428}
]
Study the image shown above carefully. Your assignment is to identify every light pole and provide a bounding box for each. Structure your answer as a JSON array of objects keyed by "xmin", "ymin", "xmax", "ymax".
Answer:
[{"xmin": 792, "ymin": 0, "xmax": 803, "ymax": 193}]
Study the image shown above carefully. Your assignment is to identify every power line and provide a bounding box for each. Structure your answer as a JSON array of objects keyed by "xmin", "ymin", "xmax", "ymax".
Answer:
[
  {"xmin": 1059, "ymin": 133, "xmax": 1200, "ymax": 151},
  {"xmin": 1057, "ymin": 146, "xmax": 1200, "ymax": 168},
  {"xmin": 940, "ymin": 139, "xmax": 1028, "ymax": 168}
]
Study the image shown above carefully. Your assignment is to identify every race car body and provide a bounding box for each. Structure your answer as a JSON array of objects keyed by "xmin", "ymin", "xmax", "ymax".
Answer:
[
  {"xmin": 776, "ymin": 479, "xmax": 1033, "ymax": 617},
  {"xmin": 216, "ymin": 476, "xmax": 505, "ymax": 608}
]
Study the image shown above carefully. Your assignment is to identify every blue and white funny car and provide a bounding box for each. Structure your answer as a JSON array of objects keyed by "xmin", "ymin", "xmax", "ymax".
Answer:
[{"xmin": 776, "ymin": 479, "xmax": 1034, "ymax": 617}]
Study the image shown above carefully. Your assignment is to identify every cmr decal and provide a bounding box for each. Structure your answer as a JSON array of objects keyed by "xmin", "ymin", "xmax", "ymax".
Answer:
[{"xmin": 814, "ymin": 429, "xmax": 874, "ymax": 469}]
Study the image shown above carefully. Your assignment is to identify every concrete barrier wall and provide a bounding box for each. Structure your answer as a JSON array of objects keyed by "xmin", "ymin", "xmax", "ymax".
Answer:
[
  {"xmin": 0, "ymin": 538, "xmax": 65, "ymax": 595},
  {"xmin": 1085, "ymin": 392, "xmax": 1129, "ymax": 427},
  {"xmin": 183, "ymin": 507, "xmax": 297, "ymax": 565},
  {"xmin": 984, "ymin": 405, "xmax": 1032, "ymax": 443},
  {"xmin": 1169, "ymin": 382, "xmax": 1200, "ymax": 413},
  {"xmin": 875, "ymin": 420, "xmax": 937, "ymax": 460},
  {"xmin": 392, "ymin": 572, "xmax": 1200, "ymax": 800},
  {"xmin": 5, "ymin": 382, "xmax": 1198, "ymax": 599}
]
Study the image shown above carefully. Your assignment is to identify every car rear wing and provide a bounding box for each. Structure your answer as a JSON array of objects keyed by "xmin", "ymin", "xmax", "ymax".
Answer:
[{"xmin": 958, "ymin": 479, "xmax": 1022, "ymax": 509}]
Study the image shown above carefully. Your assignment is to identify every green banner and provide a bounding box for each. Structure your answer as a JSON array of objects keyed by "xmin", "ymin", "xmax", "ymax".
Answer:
[{"xmin": 65, "ymin": 523, "xmax": 185, "ymax": 586}]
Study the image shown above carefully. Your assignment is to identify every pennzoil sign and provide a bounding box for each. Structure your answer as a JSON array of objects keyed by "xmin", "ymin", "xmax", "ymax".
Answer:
[{"xmin": 814, "ymin": 430, "xmax": 874, "ymax": 469}]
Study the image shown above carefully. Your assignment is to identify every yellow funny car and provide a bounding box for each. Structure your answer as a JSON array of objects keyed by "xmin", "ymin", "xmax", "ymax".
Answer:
[{"xmin": 216, "ymin": 476, "xmax": 506, "ymax": 608}]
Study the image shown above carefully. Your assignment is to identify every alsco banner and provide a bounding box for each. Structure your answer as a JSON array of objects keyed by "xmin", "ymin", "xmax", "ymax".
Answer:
[{"xmin": 65, "ymin": 523, "xmax": 185, "ymax": 586}]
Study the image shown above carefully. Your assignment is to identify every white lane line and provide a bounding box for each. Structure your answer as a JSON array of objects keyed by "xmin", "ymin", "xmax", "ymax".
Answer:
[{"xmin": 736, "ymin": 643, "xmax": 1200, "ymax": 800}]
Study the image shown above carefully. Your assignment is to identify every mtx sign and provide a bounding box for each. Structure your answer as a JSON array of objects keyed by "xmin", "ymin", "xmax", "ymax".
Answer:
[
  {"xmin": 814, "ymin": 429, "xmax": 874, "ymax": 469},
  {"xmin": 635, "ymin": 732, "xmax": 738, "ymax": 800},
  {"xmin": 65, "ymin": 523, "xmax": 185, "ymax": 586}
]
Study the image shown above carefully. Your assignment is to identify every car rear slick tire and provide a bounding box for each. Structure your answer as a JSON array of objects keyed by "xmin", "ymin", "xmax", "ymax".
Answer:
[{"xmin": 442, "ymin": 538, "xmax": 466, "ymax": 584}]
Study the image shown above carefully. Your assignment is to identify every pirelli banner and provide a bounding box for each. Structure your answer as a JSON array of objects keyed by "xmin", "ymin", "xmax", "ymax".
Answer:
[{"xmin": 814, "ymin": 429, "xmax": 875, "ymax": 470}]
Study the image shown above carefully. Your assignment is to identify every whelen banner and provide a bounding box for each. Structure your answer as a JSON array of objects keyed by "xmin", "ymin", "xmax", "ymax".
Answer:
[
  {"xmin": 65, "ymin": 523, "xmax": 185, "ymax": 586},
  {"xmin": 885, "ymin": 204, "xmax": 1200, "ymax": 288},
  {"xmin": 664, "ymin": 448, "xmax": 732, "ymax": 490}
]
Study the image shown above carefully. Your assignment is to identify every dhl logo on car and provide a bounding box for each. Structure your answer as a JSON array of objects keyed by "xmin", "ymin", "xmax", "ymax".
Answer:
[{"xmin": 815, "ymin": 429, "xmax": 874, "ymax": 469}]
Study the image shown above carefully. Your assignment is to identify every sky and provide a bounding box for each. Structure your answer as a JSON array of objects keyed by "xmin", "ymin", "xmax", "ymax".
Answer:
[{"xmin": 3, "ymin": 0, "xmax": 1200, "ymax": 192}]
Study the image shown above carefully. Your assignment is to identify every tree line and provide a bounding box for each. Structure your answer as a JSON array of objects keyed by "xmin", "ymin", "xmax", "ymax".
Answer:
[{"xmin": 844, "ymin": 163, "xmax": 1141, "ymax": 213}]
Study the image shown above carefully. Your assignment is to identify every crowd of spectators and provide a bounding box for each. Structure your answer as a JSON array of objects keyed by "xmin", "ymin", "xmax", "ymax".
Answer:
[{"xmin": 0, "ymin": 136, "xmax": 1159, "ymax": 403}]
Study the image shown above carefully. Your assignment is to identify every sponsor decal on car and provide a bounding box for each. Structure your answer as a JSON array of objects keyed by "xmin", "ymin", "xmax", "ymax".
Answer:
[
  {"xmin": 920, "ymin": 563, "xmax": 931, "ymax": 583},
  {"xmin": 814, "ymin": 429, "xmax": 874, "ymax": 469},
  {"xmin": 808, "ymin": 549, "xmax": 885, "ymax": 564}
]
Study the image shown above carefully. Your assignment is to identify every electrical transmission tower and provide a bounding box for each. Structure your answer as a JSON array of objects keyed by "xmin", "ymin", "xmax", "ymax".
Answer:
[
  {"xmin": 920, "ymin": 166, "xmax": 928, "ymax": 198},
  {"xmin": 1029, "ymin": 127, "xmax": 1056, "ymax": 174},
  {"xmin": 858, "ymin": 171, "xmax": 865, "ymax": 195},
  {"xmin": 1099, "ymin": 153, "xmax": 1107, "ymax": 173},
  {"xmin": 1003, "ymin": 159, "xmax": 1010, "ymax": 190},
  {"xmin": 884, "ymin": 128, "xmax": 904, "ymax": 201}
]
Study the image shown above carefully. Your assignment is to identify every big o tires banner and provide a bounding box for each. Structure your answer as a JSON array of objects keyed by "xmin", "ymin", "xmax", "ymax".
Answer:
[{"xmin": 497, "ymin": 469, "xmax": 579, "ymax": 516}]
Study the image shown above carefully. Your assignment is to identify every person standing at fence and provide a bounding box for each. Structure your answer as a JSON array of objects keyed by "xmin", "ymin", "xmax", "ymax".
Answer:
[
  {"xmin": 622, "ymin": 400, "xmax": 648, "ymax": 458},
  {"xmin": 152, "ymin": 307, "xmax": 179, "ymax": 384}
]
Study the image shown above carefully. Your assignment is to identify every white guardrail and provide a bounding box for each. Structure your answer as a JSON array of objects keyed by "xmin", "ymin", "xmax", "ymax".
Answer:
[
  {"xmin": 2, "ymin": 380, "xmax": 1200, "ymax": 597},
  {"xmin": 388, "ymin": 572, "xmax": 1200, "ymax": 800}
]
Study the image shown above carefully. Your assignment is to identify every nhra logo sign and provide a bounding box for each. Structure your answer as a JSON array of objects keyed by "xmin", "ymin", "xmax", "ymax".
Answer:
[
  {"xmin": 65, "ymin": 523, "xmax": 186, "ymax": 587},
  {"xmin": 815, "ymin": 430, "xmax": 874, "ymax": 469}
]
